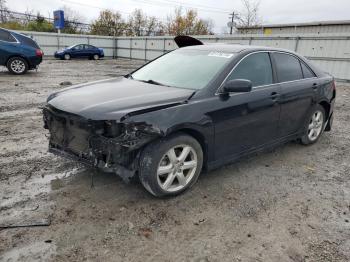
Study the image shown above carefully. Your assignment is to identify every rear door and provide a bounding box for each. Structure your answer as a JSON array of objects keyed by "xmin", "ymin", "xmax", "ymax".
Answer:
[
  {"xmin": 213, "ymin": 52, "xmax": 281, "ymax": 160},
  {"xmin": 85, "ymin": 45, "xmax": 95, "ymax": 56},
  {"xmin": 0, "ymin": 29, "xmax": 18, "ymax": 65},
  {"xmin": 83, "ymin": 44, "xmax": 93, "ymax": 57},
  {"xmin": 271, "ymin": 52, "xmax": 318, "ymax": 137}
]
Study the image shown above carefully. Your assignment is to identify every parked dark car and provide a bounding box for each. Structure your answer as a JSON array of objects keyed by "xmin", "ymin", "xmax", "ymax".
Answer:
[
  {"xmin": 54, "ymin": 44, "xmax": 104, "ymax": 60},
  {"xmin": 0, "ymin": 27, "xmax": 43, "ymax": 74},
  {"xmin": 43, "ymin": 40, "xmax": 336, "ymax": 197}
]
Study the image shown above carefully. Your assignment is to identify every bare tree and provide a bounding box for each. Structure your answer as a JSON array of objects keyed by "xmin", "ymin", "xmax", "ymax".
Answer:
[
  {"xmin": 0, "ymin": 0, "xmax": 6, "ymax": 11},
  {"xmin": 236, "ymin": 0, "xmax": 261, "ymax": 27},
  {"xmin": 0, "ymin": 0, "xmax": 9, "ymax": 23},
  {"xmin": 145, "ymin": 16, "xmax": 162, "ymax": 36},
  {"xmin": 91, "ymin": 10, "xmax": 127, "ymax": 36},
  {"xmin": 166, "ymin": 8, "xmax": 213, "ymax": 36},
  {"xmin": 23, "ymin": 8, "xmax": 35, "ymax": 25},
  {"xmin": 127, "ymin": 9, "xmax": 163, "ymax": 36},
  {"xmin": 128, "ymin": 9, "xmax": 147, "ymax": 36}
]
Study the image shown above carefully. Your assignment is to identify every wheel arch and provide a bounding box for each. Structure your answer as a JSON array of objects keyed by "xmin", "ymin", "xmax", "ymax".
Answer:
[
  {"xmin": 319, "ymin": 100, "xmax": 332, "ymax": 131},
  {"xmin": 168, "ymin": 127, "xmax": 209, "ymax": 171},
  {"xmin": 319, "ymin": 100, "xmax": 330, "ymax": 119},
  {"xmin": 6, "ymin": 55, "xmax": 30, "ymax": 67}
]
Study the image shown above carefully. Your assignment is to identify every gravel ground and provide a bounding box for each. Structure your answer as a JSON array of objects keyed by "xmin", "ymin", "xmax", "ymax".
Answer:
[{"xmin": 0, "ymin": 59, "xmax": 349, "ymax": 262}]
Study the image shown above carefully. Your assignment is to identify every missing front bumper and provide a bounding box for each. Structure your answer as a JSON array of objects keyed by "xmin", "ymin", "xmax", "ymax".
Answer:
[
  {"xmin": 43, "ymin": 105, "xmax": 160, "ymax": 182},
  {"xmin": 49, "ymin": 145, "xmax": 136, "ymax": 183}
]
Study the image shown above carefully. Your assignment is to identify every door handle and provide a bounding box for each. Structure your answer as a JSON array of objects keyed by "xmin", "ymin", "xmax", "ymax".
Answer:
[
  {"xmin": 270, "ymin": 92, "xmax": 279, "ymax": 101},
  {"xmin": 312, "ymin": 83, "xmax": 318, "ymax": 89}
]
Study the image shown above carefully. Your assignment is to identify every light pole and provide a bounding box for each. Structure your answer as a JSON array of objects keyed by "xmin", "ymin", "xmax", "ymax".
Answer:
[{"xmin": 229, "ymin": 12, "xmax": 235, "ymax": 35}]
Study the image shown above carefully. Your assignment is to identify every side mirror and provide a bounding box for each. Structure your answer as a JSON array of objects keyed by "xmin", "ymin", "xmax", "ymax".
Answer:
[{"xmin": 222, "ymin": 79, "xmax": 252, "ymax": 94}]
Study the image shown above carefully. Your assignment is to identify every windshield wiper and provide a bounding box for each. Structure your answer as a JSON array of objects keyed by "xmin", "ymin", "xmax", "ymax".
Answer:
[
  {"xmin": 125, "ymin": 74, "xmax": 133, "ymax": 79},
  {"xmin": 139, "ymin": 79, "xmax": 169, "ymax": 87}
]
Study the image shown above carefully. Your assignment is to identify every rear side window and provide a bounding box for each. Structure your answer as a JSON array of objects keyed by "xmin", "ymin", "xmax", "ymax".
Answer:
[
  {"xmin": 15, "ymin": 34, "xmax": 40, "ymax": 48},
  {"xmin": 301, "ymin": 62, "xmax": 316, "ymax": 78},
  {"xmin": 274, "ymin": 53, "xmax": 303, "ymax": 82},
  {"xmin": 227, "ymin": 52, "xmax": 273, "ymax": 87},
  {"xmin": 0, "ymin": 29, "xmax": 16, "ymax": 42}
]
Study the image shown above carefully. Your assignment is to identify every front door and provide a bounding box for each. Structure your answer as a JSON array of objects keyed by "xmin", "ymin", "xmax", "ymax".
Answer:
[
  {"xmin": 212, "ymin": 52, "xmax": 281, "ymax": 161},
  {"xmin": 71, "ymin": 44, "xmax": 85, "ymax": 58}
]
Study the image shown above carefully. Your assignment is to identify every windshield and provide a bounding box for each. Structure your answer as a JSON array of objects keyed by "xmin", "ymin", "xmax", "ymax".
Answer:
[{"xmin": 131, "ymin": 49, "xmax": 235, "ymax": 90}]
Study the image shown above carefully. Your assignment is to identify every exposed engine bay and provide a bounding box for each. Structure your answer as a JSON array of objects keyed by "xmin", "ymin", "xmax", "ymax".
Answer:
[{"xmin": 43, "ymin": 105, "xmax": 162, "ymax": 182}]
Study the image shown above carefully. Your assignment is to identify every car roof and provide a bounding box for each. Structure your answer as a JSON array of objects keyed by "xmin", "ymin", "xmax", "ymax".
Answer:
[
  {"xmin": 0, "ymin": 28, "xmax": 33, "ymax": 40},
  {"xmin": 182, "ymin": 43, "xmax": 327, "ymax": 94},
  {"xmin": 182, "ymin": 43, "xmax": 296, "ymax": 55},
  {"xmin": 72, "ymin": 44, "xmax": 96, "ymax": 46}
]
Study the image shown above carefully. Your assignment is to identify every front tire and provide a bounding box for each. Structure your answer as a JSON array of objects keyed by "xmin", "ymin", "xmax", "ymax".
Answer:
[
  {"xmin": 7, "ymin": 57, "xmax": 28, "ymax": 75},
  {"xmin": 300, "ymin": 105, "xmax": 326, "ymax": 145},
  {"xmin": 64, "ymin": 54, "xmax": 71, "ymax": 60},
  {"xmin": 139, "ymin": 133, "xmax": 203, "ymax": 197},
  {"xmin": 93, "ymin": 54, "xmax": 100, "ymax": 60}
]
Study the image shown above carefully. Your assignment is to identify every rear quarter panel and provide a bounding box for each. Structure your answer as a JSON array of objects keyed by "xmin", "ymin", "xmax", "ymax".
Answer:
[
  {"xmin": 0, "ymin": 41, "xmax": 20, "ymax": 65},
  {"xmin": 317, "ymin": 76, "xmax": 334, "ymax": 102},
  {"xmin": 0, "ymin": 41, "xmax": 38, "ymax": 67}
]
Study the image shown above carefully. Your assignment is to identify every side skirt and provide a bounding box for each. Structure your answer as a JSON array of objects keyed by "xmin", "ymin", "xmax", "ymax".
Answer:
[{"xmin": 207, "ymin": 132, "xmax": 302, "ymax": 172}]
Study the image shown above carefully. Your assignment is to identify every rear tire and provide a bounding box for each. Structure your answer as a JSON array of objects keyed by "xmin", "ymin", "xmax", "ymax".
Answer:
[
  {"xmin": 7, "ymin": 57, "xmax": 28, "ymax": 75},
  {"xmin": 139, "ymin": 133, "xmax": 203, "ymax": 198},
  {"xmin": 300, "ymin": 105, "xmax": 326, "ymax": 145}
]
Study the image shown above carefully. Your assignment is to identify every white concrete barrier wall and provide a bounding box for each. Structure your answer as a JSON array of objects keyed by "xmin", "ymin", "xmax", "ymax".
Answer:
[
  {"xmin": 17, "ymin": 31, "xmax": 116, "ymax": 58},
  {"xmin": 17, "ymin": 30, "xmax": 350, "ymax": 81}
]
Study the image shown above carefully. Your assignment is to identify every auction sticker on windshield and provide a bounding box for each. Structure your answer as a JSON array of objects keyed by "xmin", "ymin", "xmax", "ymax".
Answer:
[{"xmin": 208, "ymin": 52, "xmax": 234, "ymax": 58}]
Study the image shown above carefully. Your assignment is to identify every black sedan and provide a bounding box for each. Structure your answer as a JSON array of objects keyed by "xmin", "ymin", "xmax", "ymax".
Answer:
[
  {"xmin": 43, "ymin": 40, "xmax": 336, "ymax": 197},
  {"xmin": 54, "ymin": 44, "xmax": 104, "ymax": 60}
]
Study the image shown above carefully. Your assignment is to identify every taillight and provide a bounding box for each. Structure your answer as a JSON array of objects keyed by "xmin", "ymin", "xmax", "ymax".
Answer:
[{"xmin": 36, "ymin": 49, "xmax": 44, "ymax": 56}]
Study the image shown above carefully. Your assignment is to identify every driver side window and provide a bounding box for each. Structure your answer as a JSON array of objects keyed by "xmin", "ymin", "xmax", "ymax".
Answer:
[
  {"xmin": 227, "ymin": 52, "xmax": 273, "ymax": 87},
  {"xmin": 75, "ymin": 45, "xmax": 84, "ymax": 50}
]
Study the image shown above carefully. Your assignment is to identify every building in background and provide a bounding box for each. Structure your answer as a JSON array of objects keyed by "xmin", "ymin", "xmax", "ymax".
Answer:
[{"xmin": 236, "ymin": 20, "xmax": 350, "ymax": 35}]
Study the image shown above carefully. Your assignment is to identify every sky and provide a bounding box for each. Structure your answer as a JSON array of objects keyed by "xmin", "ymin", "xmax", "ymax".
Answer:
[{"xmin": 5, "ymin": 0, "xmax": 350, "ymax": 33}]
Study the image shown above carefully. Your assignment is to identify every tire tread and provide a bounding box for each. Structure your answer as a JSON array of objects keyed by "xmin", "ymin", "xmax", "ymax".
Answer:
[{"xmin": 138, "ymin": 133, "xmax": 203, "ymax": 197}]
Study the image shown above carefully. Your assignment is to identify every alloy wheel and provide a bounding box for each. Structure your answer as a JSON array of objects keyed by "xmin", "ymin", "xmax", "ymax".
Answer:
[
  {"xmin": 307, "ymin": 110, "xmax": 324, "ymax": 141},
  {"xmin": 157, "ymin": 144, "xmax": 198, "ymax": 192},
  {"xmin": 10, "ymin": 59, "xmax": 26, "ymax": 74}
]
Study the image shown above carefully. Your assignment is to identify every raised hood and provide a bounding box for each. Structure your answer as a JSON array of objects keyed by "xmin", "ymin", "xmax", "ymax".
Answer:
[
  {"xmin": 47, "ymin": 77, "xmax": 194, "ymax": 120},
  {"xmin": 174, "ymin": 35, "xmax": 203, "ymax": 48}
]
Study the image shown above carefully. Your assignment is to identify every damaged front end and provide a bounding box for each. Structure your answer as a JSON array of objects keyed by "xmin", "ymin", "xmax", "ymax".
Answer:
[{"xmin": 42, "ymin": 105, "xmax": 162, "ymax": 182}]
